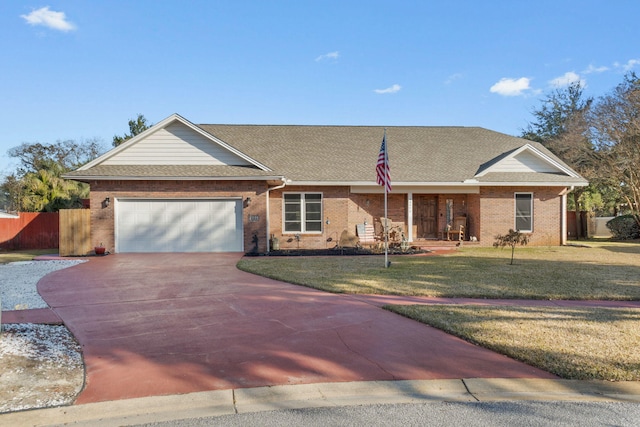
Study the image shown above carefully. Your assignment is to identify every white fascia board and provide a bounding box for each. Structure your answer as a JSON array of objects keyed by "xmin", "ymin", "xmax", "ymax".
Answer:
[
  {"xmin": 62, "ymin": 174, "xmax": 285, "ymax": 181},
  {"xmin": 351, "ymin": 185, "xmax": 480, "ymax": 194},
  {"xmin": 77, "ymin": 114, "xmax": 272, "ymax": 172},
  {"xmin": 475, "ymin": 144, "xmax": 581, "ymax": 178},
  {"xmin": 289, "ymin": 181, "xmax": 485, "ymax": 187},
  {"xmin": 478, "ymin": 180, "xmax": 589, "ymax": 187},
  {"xmin": 287, "ymin": 181, "xmax": 482, "ymax": 194}
]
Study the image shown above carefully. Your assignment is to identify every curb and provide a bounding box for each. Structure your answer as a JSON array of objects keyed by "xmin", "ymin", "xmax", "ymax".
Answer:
[{"xmin": 2, "ymin": 379, "xmax": 640, "ymax": 426}]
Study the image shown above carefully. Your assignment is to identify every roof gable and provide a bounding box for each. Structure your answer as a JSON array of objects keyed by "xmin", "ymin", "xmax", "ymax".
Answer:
[
  {"xmin": 475, "ymin": 144, "xmax": 580, "ymax": 178},
  {"xmin": 78, "ymin": 114, "xmax": 269, "ymax": 171}
]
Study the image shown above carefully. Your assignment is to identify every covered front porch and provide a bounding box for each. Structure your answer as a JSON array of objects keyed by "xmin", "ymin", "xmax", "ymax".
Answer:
[{"xmin": 351, "ymin": 186, "xmax": 480, "ymax": 245}]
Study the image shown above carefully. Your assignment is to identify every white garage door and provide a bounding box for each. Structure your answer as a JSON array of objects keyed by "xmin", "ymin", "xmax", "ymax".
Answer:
[{"xmin": 116, "ymin": 199, "xmax": 243, "ymax": 253}]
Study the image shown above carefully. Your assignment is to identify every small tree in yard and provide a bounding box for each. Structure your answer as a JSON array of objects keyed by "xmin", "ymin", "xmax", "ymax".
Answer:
[{"xmin": 493, "ymin": 229, "xmax": 530, "ymax": 265}]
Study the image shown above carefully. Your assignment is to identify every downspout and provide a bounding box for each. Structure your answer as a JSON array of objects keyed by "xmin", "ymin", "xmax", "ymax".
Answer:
[
  {"xmin": 407, "ymin": 193, "xmax": 414, "ymax": 242},
  {"xmin": 266, "ymin": 177, "xmax": 287, "ymax": 253}
]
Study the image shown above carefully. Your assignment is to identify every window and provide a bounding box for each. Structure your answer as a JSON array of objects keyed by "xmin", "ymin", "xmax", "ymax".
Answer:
[
  {"xmin": 445, "ymin": 199, "xmax": 453, "ymax": 226},
  {"xmin": 515, "ymin": 193, "xmax": 533, "ymax": 232},
  {"xmin": 284, "ymin": 193, "xmax": 322, "ymax": 233}
]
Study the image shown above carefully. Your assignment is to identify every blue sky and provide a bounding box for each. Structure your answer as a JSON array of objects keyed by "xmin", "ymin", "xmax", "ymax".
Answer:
[{"xmin": 1, "ymin": 1, "xmax": 638, "ymax": 174}]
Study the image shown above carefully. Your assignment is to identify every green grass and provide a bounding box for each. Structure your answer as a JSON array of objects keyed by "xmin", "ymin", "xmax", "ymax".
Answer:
[
  {"xmin": 386, "ymin": 304, "xmax": 640, "ymax": 381},
  {"xmin": 0, "ymin": 249, "xmax": 55, "ymax": 265},
  {"xmin": 237, "ymin": 241, "xmax": 640, "ymax": 300}
]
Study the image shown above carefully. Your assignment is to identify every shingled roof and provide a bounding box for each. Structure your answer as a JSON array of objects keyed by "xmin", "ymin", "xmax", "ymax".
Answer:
[
  {"xmin": 65, "ymin": 115, "xmax": 587, "ymax": 187},
  {"xmin": 197, "ymin": 124, "xmax": 585, "ymax": 185}
]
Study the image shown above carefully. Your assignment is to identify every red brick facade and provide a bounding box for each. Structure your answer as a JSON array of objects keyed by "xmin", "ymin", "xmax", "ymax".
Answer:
[
  {"xmin": 88, "ymin": 180, "xmax": 568, "ymax": 253},
  {"xmin": 478, "ymin": 186, "xmax": 565, "ymax": 246}
]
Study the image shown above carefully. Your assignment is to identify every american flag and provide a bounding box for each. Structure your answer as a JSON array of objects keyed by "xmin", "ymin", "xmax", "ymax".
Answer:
[{"xmin": 376, "ymin": 132, "xmax": 391, "ymax": 193}]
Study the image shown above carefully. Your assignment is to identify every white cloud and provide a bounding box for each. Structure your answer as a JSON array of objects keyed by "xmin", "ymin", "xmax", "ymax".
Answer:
[
  {"xmin": 444, "ymin": 73, "xmax": 463, "ymax": 84},
  {"xmin": 617, "ymin": 58, "xmax": 640, "ymax": 72},
  {"xmin": 21, "ymin": 7, "xmax": 76, "ymax": 32},
  {"xmin": 582, "ymin": 64, "xmax": 609, "ymax": 74},
  {"xmin": 315, "ymin": 51, "xmax": 339, "ymax": 62},
  {"xmin": 549, "ymin": 71, "xmax": 585, "ymax": 88},
  {"xmin": 489, "ymin": 77, "xmax": 532, "ymax": 97},
  {"xmin": 374, "ymin": 84, "xmax": 402, "ymax": 94}
]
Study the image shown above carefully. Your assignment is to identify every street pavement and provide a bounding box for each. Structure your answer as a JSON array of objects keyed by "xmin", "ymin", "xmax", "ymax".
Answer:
[{"xmin": 2, "ymin": 378, "xmax": 640, "ymax": 426}]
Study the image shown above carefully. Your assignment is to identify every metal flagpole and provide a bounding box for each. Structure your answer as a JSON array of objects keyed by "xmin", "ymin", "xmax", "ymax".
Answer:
[{"xmin": 383, "ymin": 128, "xmax": 389, "ymax": 268}]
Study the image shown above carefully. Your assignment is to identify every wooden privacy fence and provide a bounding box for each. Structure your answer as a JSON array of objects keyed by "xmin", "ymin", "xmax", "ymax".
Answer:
[
  {"xmin": 59, "ymin": 209, "xmax": 91, "ymax": 256},
  {"xmin": 0, "ymin": 212, "xmax": 59, "ymax": 250},
  {"xmin": 567, "ymin": 211, "xmax": 588, "ymax": 239}
]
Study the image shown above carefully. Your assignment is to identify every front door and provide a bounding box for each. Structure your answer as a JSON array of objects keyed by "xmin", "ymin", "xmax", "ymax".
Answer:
[{"xmin": 414, "ymin": 196, "xmax": 437, "ymax": 239}]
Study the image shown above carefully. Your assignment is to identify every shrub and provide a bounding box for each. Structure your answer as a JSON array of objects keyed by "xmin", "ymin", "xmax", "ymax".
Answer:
[
  {"xmin": 493, "ymin": 229, "xmax": 530, "ymax": 265},
  {"xmin": 606, "ymin": 215, "xmax": 640, "ymax": 240}
]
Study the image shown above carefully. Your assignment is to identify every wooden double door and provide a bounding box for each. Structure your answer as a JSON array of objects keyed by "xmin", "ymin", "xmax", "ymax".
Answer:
[{"xmin": 413, "ymin": 195, "xmax": 438, "ymax": 239}]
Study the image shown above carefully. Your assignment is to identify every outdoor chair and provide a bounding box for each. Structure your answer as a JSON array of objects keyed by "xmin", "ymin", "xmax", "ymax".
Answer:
[
  {"xmin": 357, "ymin": 223, "xmax": 379, "ymax": 248},
  {"xmin": 447, "ymin": 216, "xmax": 466, "ymax": 241}
]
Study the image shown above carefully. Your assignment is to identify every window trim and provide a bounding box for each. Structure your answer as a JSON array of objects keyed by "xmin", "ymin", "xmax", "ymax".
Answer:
[
  {"xmin": 514, "ymin": 192, "xmax": 533, "ymax": 233},
  {"xmin": 282, "ymin": 192, "xmax": 323, "ymax": 234}
]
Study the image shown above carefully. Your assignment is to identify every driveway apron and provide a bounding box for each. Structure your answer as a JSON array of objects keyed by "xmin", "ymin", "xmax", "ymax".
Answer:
[{"xmin": 37, "ymin": 253, "xmax": 555, "ymax": 404}]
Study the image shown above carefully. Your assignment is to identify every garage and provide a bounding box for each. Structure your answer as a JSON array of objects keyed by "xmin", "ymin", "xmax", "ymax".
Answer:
[{"xmin": 116, "ymin": 199, "xmax": 243, "ymax": 253}]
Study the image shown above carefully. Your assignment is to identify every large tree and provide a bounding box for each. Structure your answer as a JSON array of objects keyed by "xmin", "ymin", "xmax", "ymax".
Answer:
[
  {"xmin": 112, "ymin": 114, "xmax": 151, "ymax": 147},
  {"xmin": 8, "ymin": 139, "xmax": 104, "ymax": 176},
  {"xmin": 1, "ymin": 138, "xmax": 104, "ymax": 212},
  {"xmin": 590, "ymin": 73, "xmax": 640, "ymax": 227},
  {"xmin": 522, "ymin": 82, "xmax": 599, "ymax": 237},
  {"xmin": 522, "ymin": 82, "xmax": 591, "ymax": 143}
]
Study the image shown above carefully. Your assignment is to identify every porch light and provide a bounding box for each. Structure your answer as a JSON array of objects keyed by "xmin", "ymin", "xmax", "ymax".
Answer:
[
  {"xmin": 103, "ymin": 197, "xmax": 110, "ymax": 208},
  {"xmin": 244, "ymin": 197, "xmax": 252, "ymax": 208}
]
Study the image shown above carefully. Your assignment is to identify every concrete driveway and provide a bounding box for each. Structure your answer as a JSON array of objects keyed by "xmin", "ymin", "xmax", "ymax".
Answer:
[{"xmin": 37, "ymin": 253, "xmax": 554, "ymax": 404}]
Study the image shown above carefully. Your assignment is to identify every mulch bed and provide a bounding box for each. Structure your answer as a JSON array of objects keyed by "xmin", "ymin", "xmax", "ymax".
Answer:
[{"xmin": 247, "ymin": 246, "xmax": 431, "ymax": 257}]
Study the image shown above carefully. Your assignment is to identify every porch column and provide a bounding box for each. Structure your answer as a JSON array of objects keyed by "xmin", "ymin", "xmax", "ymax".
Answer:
[
  {"xmin": 407, "ymin": 193, "xmax": 414, "ymax": 242},
  {"xmin": 561, "ymin": 191, "xmax": 567, "ymax": 245}
]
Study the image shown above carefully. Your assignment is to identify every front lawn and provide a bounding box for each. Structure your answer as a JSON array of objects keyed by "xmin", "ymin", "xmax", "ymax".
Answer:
[
  {"xmin": 237, "ymin": 241, "xmax": 640, "ymax": 300},
  {"xmin": 386, "ymin": 304, "xmax": 640, "ymax": 381},
  {"xmin": 0, "ymin": 249, "xmax": 55, "ymax": 265}
]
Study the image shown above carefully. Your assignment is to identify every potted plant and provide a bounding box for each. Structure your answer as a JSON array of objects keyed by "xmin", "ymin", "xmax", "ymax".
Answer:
[
  {"xmin": 400, "ymin": 232, "xmax": 410, "ymax": 252},
  {"xmin": 95, "ymin": 242, "xmax": 106, "ymax": 255}
]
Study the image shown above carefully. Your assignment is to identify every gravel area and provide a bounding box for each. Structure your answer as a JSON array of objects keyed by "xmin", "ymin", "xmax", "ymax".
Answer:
[
  {"xmin": 0, "ymin": 259, "xmax": 86, "ymax": 413},
  {"xmin": 0, "ymin": 260, "xmax": 85, "ymax": 310}
]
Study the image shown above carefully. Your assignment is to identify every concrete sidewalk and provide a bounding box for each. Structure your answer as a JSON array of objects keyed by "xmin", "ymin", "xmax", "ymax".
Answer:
[{"xmin": 2, "ymin": 378, "xmax": 640, "ymax": 426}]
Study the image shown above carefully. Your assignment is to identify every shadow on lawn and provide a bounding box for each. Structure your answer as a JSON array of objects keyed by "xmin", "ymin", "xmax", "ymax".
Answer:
[
  {"xmin": 597, "ymin": 241, "xmax": 640, "ymax": 255},
  {"xmin": 385, "ymin": 304, "xmax": 640, "ymax": 381}
]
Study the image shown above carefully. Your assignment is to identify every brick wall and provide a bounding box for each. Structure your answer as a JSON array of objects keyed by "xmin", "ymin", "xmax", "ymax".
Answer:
[
  {"xmin": 269, "ymin": 186, "xmax": 352, "ymax": 250},
  {"xmin": 467, "ymin": 193, "xmax": 481, "ymax": 241},
  {"xmin": 89, "ymin": 180, "xmax": 568, "ymax": 253},
  {"xmin": 479, "ymin": 186, "xmax": 565, "ymax": 246},
  {"xmin": 269, "ymin": 187, "xmax": 408, "ymax": 250}
]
